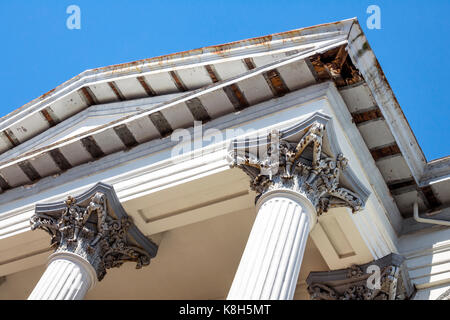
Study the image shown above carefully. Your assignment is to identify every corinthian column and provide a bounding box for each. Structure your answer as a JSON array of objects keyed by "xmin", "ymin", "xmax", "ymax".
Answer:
[
  {"xmin": 227, "ymin": 121, "xmax": 365, "ymax": 300},
  {"xmin": 227, "ymin": 190, "xmax": 316, "ymax": 299},
  {"xmin": 28, "ymin": 252, "xmax": 96, "ymax": 300},
  {"xmin": 28, "ymin": 183, "xmax": 158, "ymax": 300}
]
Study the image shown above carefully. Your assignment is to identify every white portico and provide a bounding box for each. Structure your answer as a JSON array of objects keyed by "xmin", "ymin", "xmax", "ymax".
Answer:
[{"xmin": 0, "ymin": 18, "xmax": 449, "ymax": 300}]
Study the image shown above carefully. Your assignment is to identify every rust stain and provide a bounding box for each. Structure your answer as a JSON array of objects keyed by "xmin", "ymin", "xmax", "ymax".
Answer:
[
  {"xmin": 3, "ymin": 19, "xmax": 350, "ymax": 127},
  {"xmin": 228, "ymin": 84, "xmax": 249, "ymax": 111},
  {"xmin": 351, "ymin": 108, "xmax": 383, "ymax": 124},
  {"xmin": 370, "ymin": 143, "xmax": 401, "ymax": 161},
  {"xmin": 81, "ymin": 136, "xmax": 105, "ymax": 159},
  {"xmin": 3, "ymin": 129, "xmax": 19, "ymax": 147},
  {"xmin": 169, "ymin": 71, "xmax": 188, "ymax": 92},
  {"xmin": 308, "ymin": 45, "xmax": 363, "ymax": 87},
  {"xmin": 205, "ymin": 65, "xmax": 220, "ymax": 83},
  {"xmin": 264, "ymin": 69, "xmax": 290, "ymax": 97},
  {"xmin": 420, "ymin": 186, "xmax": 442, "ymax": 210},
  {"xmin": 79, "ymin": 87, "xmax": 97, "ymax": 106},
  {"xmin": 0, "ymin": 20, "xmax": 356, "ymax": 191},
  {"xmin": 350, "ymin": 20, "xmax": 428, "ymax": 162},
  {"xmin": 40, "ymin": 88, "xmax": 56, "ymax": 100},
  {"xmin": 90, "ymin": 20, "xmax": 345, "ymax": 74},
  {"xmin": 137, "ymin": 76, "xmax": 156, "ymax": 96},
  {"xmin": 41, "ymin": 109, "xmax": 57, "ymax": 127},
  {"xmin": 243, "ymin": 58, "xmax": 256, "ymax": 70},
  {"xmin": 108, "ymin": 81, "xmax": 125, "ymax": 101}
]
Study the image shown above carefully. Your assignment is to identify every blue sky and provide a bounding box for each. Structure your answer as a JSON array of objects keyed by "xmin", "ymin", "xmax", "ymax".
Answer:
[{"xmin": 0, "ymin": 0, "xmax": 448, "ymax": 160}]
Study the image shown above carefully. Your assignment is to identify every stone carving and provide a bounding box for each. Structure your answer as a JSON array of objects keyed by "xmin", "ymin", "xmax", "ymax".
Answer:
[
  {"xmin": 306, "ymin": 253, "xmax": 413, "ymax": 300},
  {"xmin": 30, "ymin": 183, "xmax": 157, "ymax": 281},
  {"xmin": 231, "ymin": 121, "xmax": 363, "ymax": 214},
  {"xmin": 347, "ymin": 265, "xmax": 365, "ymax": 279}
]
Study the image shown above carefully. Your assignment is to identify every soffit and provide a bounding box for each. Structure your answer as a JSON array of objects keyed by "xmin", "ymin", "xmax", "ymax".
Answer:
[{"xmin": 0, "ymin": 17, "xmax": 448, "ymax": 220}]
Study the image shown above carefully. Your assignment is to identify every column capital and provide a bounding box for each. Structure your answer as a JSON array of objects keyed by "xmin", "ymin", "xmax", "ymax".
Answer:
[
  {"xmin": 306, "ymin": 253, "xmax": 414, "ymax": 300},
  {"xmin": 229, "ymin": 114, "xmax": 369, "ymax": 216},
  {"xmin": 30, "ymin": 182, "xmax": 158, "ymax": 281}
]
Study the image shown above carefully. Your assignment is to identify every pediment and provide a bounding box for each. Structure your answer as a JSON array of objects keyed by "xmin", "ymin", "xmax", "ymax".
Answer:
[
  {"xmin": 0, "ymin": 19, "xmax": 354, "ymax": 157},
  {"xmin": 0, "ymin": 93, "xmax": 183, "ymax": 163}
]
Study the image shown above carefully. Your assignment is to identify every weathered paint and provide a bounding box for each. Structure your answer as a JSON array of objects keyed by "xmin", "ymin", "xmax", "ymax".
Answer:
[
  {"xmin": 185, "ymin": 98, "xmax": 211, "ymax": 122},
  {"xmin": 80, "ymin": 136, "xmax": 105, "ymax": 159},
  {"xmin": 352, "ymin": 107, "xmax": 383, "ymax": 125},
  {"xmin": 148, "ymin": 112, "xmax": 173, "ymax": 137},
  {"xmin": 48, "ymin": 148, "xmax": 72, "ymax": 172},
  {"xmin": 370, "ymin": 143, "xmax": 401, "ymax": 161},
  {"xmin": 263, "ymin": 69, "xmax": 290, "ymax": 97},
  {"xmin": 113, "ymin": 124, "xmax": 139, "ymax": 149},
  {"xmin": 137, "ymin": 76, "xmax": 156, "ymax": 96}
]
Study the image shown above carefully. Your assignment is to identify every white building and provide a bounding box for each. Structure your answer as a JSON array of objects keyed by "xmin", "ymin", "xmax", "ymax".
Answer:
[{"xmin": 0, "ymin": 18, "xmax": 449, "ymax": 300}]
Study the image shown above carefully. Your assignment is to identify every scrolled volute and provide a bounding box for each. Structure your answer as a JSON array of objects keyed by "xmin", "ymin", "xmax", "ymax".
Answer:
[
  {"xmin": 230, "ymin": 121, "xmax": 364, "ymax": 215},
  {"xmin": 30, "ymin": 183, "xmax": 157, "ymax": 281}
]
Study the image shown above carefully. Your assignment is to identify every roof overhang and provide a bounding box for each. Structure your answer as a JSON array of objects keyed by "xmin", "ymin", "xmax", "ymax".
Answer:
[{"xmin": 0, "ymin": 17, "xmax": 449, "ymax": 229}]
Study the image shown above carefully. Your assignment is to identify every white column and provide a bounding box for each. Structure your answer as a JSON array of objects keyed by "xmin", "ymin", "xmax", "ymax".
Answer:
[
  {"xmin": 28, "ymin": 252, "xmax": 97, "ymax": 300},
  {"xmin": 227, "ymin": 190, "xmax": 317, "ymax": 300}
]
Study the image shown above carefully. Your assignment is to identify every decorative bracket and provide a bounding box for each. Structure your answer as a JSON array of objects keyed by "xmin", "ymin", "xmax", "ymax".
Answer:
[{"xmin": 30, "ymin": 182, "xmax": 158, "ymax": 281}]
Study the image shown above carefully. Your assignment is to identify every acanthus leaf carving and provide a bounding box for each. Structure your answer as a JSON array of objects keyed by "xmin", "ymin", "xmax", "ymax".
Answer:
[
  {"xmin": 30, "ymin": 183, "xmax": 157, "ymax": 281},
  {"xmin": 306, "ymin": 254, "xmax": 412, "ymax": 300},
  {"xmin": 230, "ymin": 121, "xmax": 364, "ymax": 215},
  {"xmin": 308, "ymin": 265, "xmax": 405, "ymax": 300}
]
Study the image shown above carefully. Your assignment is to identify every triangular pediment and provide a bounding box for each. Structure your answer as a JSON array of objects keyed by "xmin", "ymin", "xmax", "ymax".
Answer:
[{"xmin": 0, "ymin": 92, "xmax": 183, "ymax": 163}]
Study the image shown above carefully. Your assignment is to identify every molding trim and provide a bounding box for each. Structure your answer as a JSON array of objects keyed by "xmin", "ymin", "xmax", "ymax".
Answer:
[
  {"xmin": 347, "ymin": 21, "xmax": 427, "ymax": 183},
  {"xmin": 0, "ymin": 82, "xmax": 398, "ymax": 263}
]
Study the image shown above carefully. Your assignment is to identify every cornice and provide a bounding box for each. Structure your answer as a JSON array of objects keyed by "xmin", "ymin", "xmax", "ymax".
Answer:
[
  {"xmin": 0, "ymin": 82, "xmax": 398, "ymax": 265},
  {"xmin": 346, "ymin": 21, "xmax": 427, "ymax": 183},
  {"xmin": 0, "ymin": 19, "xmax": 354, "ymax": 135}
]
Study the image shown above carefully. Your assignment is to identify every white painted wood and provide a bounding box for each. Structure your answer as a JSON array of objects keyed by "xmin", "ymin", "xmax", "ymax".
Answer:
[
  {"xmin": 399, "ymin": 227, "xmax": 450, "ymax": 293},
  {"xmin": 357, "ymin": 120, "xmax": 396, "ymax": 149},
  {"xmin": 227, "ymin": 191, "xmax": 316, "ymax": 300},
  {"xmin": 0, "ymin": 41, "xmax": 348, "ymax": 176},
  {"xmin": 28, "ymin": 252, "xmax": 96, "ymax": 300},
  {"xmin": 0, "ymin": 92, "xmax": 183, "ymax": 163},
  {"xmin": 347, "ymin": 22, "xmax": 427, "ymax": 182},
  {"xmin": 326, "ymin": 83, "xmax": 403, "ymax": 239}
]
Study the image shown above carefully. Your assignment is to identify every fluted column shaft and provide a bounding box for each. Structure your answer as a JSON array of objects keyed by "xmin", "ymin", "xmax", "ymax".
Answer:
[
  {"xmin": 227, "ymin": 191, "xmax": 316, "ymax": 300},
  {"xmin": 28, "ymin": 252, "xmax": 96, "ymax": 300}
]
